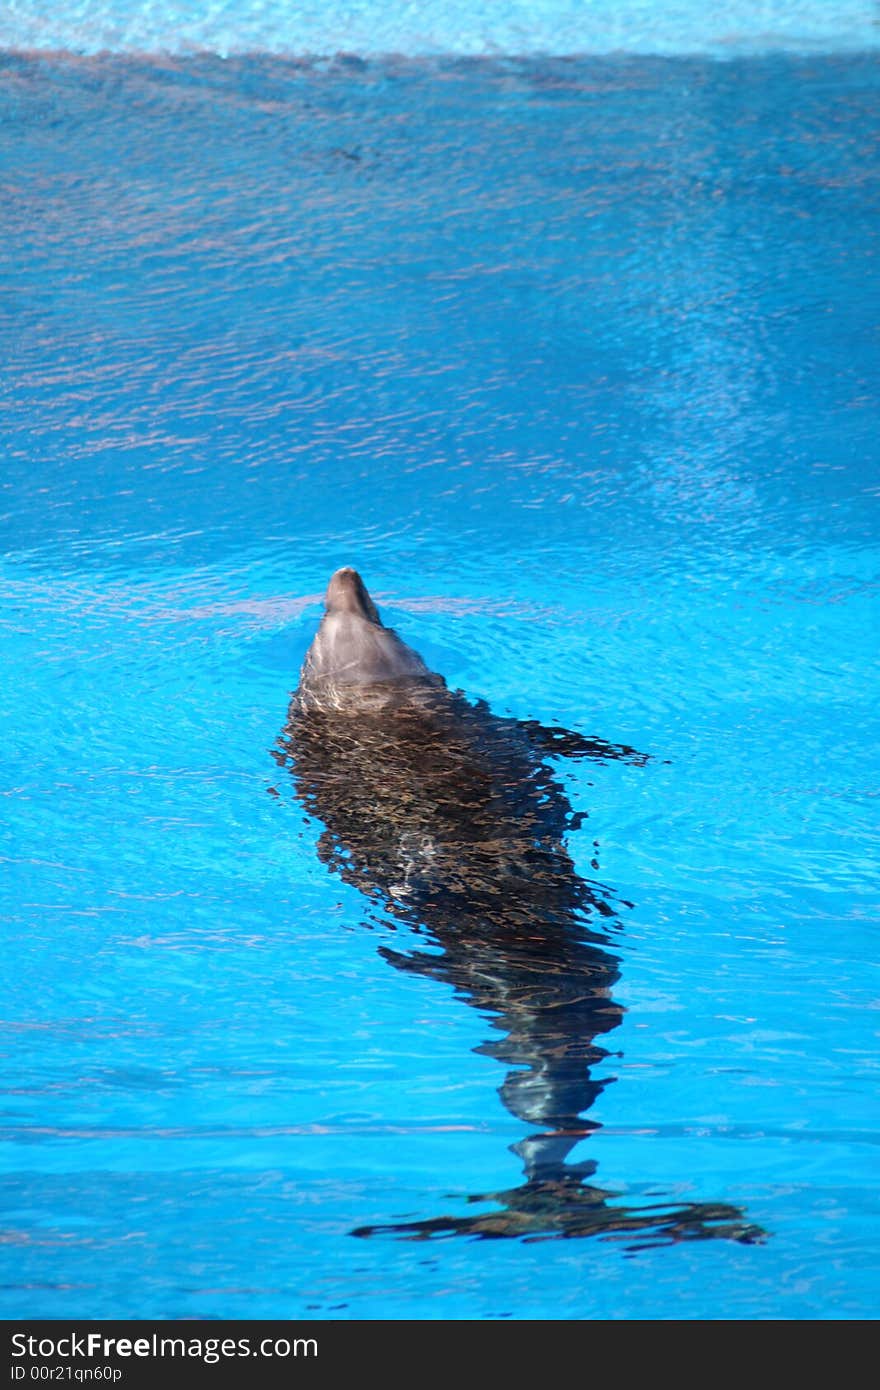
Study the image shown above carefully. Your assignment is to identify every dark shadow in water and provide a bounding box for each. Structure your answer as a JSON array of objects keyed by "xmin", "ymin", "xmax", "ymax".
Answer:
[{"xmin": 274, "ymin": 683, "xmax": 763, "ymax": 1249}]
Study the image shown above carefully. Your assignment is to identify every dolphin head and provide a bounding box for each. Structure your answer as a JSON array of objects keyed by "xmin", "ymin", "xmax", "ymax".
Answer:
[{"xmin": 295, "ymin": 567, "xmax": 440, "ymax": 710}]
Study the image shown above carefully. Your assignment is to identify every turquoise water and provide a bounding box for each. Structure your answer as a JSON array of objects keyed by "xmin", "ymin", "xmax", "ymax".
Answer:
[
  {"xmin": 4, "ymin": 0, "xmax": 879, "ymax": 55},
  {"xmin": 1, "ymin": 34, "xmax": 878, "ymax": 1318}
]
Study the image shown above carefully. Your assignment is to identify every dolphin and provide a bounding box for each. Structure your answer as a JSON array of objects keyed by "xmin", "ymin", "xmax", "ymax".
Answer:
[{"xmin": 274, "ymin": 567, "xmax": 762, "ymax": 1246}]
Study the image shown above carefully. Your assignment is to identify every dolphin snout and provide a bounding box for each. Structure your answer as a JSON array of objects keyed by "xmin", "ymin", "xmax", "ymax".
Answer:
[{"xmin": 325, "ymin": 567, "xmax": 381, "ymax": 624}]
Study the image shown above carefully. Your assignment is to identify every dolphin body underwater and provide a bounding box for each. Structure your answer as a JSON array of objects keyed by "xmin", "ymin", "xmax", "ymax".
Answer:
[{"xmin": 275, "ymin": 568, "xmax": 761, "ymax": 1245}]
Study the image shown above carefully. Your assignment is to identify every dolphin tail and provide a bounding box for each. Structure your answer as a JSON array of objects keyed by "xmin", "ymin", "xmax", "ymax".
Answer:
[{"xmin": 352, "ymin": 1176, "xmax": 765, "ymax": 1247}]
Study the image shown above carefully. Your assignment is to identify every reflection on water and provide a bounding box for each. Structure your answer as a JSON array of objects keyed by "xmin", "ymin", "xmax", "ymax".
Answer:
[{"xmin": 276, "ymin": 577, "xmax": 762, "ymax": 1246}]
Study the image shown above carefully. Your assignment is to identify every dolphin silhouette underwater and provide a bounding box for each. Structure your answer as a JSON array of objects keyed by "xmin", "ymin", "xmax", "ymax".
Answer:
[{"xmin": 274, "ymin": 567, "xmax": 762, "ymax": 1246}]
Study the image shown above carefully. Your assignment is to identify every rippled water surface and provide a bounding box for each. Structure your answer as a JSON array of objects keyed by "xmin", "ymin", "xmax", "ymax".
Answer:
[{"xmin": 1, "ymin": 49, "xmax": 878, "ymax": 1319}]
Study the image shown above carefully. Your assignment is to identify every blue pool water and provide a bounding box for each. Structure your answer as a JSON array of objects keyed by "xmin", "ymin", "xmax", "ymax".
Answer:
[{"xmin": 1, "ymin": 12, "xmax": 879, "ymax": 1319}]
